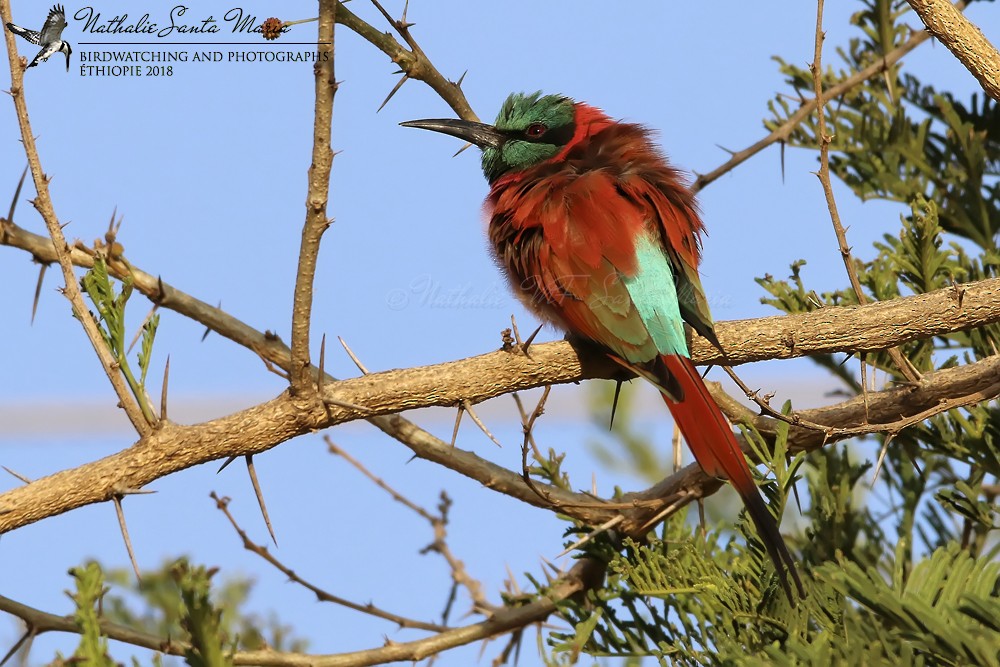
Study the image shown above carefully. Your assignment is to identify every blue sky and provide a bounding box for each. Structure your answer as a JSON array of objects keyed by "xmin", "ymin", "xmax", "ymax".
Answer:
[{"xmin": 0, "ymin": 1, "xmax": 996, "ymax": 665}]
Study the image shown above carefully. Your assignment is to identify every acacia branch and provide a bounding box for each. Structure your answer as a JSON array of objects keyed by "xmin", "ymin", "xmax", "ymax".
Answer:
[
  {"xmin": 905, "ymin": 0, "xmax": 1000, "ymax": 102},
  {"xmin": 5, "ymin": 212, "xmax": 1000, "ymax": 383},
  {"xmin": 0, "ymin": 556, "xmax": 601, "ymax": 667},
  {"xmin": 211, "ymin": 492, "xmax": 450, "ymax": 633},
  {"xmin": 225, "ymin": 556, "xmax": 597, "ymax": 666},
  {"xmin": 690, "ymin": 0, "xmax": 969, "ymax": 193},
  {"xmin": 810, "ymin": 0, "xmax": 921, "ymax": 384},
  {"xmin": 290, "ymin": 0, "xmax": 338, "ymax": 391},
  {"xmin": 1, "ymin": 4, "xmax": 150, "ymax": 435},
  {"xmin": 0, "ymin": 216, "xmax": 604, "ymax": 530},
  {"xmin": 325, "ymin": 438, "xmax": 495, "ymax": 615},
  {"xmin": 334, "ymin": 2, "xmax": 477, "ymax": 120},
  {"xmin": 620, "ymin": 352, "xmax": 1000, "ymax": 535},
  {"xmin": 0, "ymin": 593, "xmax": 189, "ymax": 661},
  {"xmin": 2, "ymin": 181, "xmax": 1000, "ymax": 537},
  {"xmin": 2, "ymin": 276, "xmax": 1000, "ymax": 535}
]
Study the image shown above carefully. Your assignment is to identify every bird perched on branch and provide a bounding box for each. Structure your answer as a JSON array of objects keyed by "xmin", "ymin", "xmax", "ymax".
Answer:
[
  {"xmin": 402, "ymin": 92, "xmax": 804, "ymax": 602},
  {"xmin": 6, "ymin": 4, "xmax": 72, "ymax": 71}
]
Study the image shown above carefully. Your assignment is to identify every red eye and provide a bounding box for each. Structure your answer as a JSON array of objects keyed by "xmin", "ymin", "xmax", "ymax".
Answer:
[{"xmin": 525, "ymin": 123, "xmax": 547, "ymax": 138}]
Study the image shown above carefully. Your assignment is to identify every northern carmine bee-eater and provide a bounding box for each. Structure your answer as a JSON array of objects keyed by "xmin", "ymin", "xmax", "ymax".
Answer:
[{"xmin": 402, "ymin": 92, "xmax": 803, "ymax": 601}]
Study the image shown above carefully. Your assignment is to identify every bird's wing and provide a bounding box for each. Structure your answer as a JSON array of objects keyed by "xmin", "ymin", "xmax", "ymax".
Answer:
[
  {"xmin": 6, "ymin": 23, "xmax": 42, "ymax": 45},
  {"xmin": 39, "ymin": 4, "xmax": 67, "ymax": 42},
  {"xmin": 634, "ymin": 174, "xmax": 721, "ymax": 350},
  {"xmin": 495, "ymin": 168, "xmax": 690, "ymax": 371}
]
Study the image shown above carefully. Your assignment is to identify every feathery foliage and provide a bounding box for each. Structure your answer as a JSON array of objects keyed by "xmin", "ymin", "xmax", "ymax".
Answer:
[{"xmin": 80, "ymin": 255, "xmax": 160, "ymax": 423}]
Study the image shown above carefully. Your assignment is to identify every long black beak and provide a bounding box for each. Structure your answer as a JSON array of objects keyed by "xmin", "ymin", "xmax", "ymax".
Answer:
[{"xmin": 400, "ymin": 118, "xmax": 506, "ymax": 150}]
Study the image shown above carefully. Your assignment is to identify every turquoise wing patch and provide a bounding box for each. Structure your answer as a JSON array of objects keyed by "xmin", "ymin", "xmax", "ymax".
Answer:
[{"xmin": 621, "ymin": 233, "xmax": 689, "ymax": 357}]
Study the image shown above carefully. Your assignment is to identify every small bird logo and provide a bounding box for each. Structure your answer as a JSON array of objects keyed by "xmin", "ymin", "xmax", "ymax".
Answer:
[{"xmin": 6, "ymin": 5, "xmax": 72, "ymax": 71}]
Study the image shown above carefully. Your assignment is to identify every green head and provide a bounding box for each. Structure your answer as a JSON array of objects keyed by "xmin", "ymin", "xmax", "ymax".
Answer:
[{"xmin": 400, "ymin": 92, "xmax": 577, "ymax": 183}]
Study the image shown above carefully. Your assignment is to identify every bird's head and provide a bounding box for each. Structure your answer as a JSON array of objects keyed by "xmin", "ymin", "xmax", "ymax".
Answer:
[
  {"xmin": 61, "ymin": 42, "xmax": 71, "ymax": 71},
  {"xmin": 401, "ymin": 92, "xmax": 577, "ymax": 184}
]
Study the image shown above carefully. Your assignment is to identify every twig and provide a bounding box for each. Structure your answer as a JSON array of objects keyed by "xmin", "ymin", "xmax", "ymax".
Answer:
[
  {"xmin": 810, "ymin": 0, "xmax": 922, "ymax": 386},
  {"xmin": 1, "ymin": 3, "xmax": 151, "ymax": 435},
  {"xmin": 335, "ymin": 1, "xmax": 477, "ymax": 121},
  {"xmin": 721, "ymin": 361, "xmax": 998, "ymax": 442},
  {"xmin": 325, "ymin": 437, "xmax": 494, "ymax": 613},
  {"xmin": 511, "ymin": 393, "xmax": 541, "ymax": 458},
  {"xmin": 519, "ymin": 387, "xmax": 560, "ymax": 507},
  {"xmin": 721, "ymin": 365, "xmax": 831, "ymax": 433},
  {"xmin": 211, "ymin": 492, "xmax": 449, "ymax": 632},
  {"xmin": 620, "ymin": 368, "xmax": 1000, "ymax": 536},
  {"xmin": 425, "ymin": 492, "xmax": 496, "ymax": 615},
  {"xmin": 326, "ymin": 437, "xmax": 434, "ymax": 521},
  {"xmin": 0, "ymin": 554, "xmax": 603, "ymax": 667},
  {"xmin": 690, "ymin": 1, "xmax": 969, "ymax": 193},
  {"xmin": 289, "ymin": 0, "xmax": 338, "ymax": 392}
]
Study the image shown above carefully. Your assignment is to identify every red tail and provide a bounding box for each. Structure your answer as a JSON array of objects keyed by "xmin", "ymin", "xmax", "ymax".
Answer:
[{"xmin": 659, "ymin": 355, "xmax": 804, "ymax": 602}]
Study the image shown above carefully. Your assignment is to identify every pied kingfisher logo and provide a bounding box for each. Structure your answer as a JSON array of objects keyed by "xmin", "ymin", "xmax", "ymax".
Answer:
[{"xmin": 5, "ymin": 5, "xmax": 72, "ymax": 71}]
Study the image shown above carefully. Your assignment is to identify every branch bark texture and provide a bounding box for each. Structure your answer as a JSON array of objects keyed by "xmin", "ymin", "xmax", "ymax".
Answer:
[{"xmin": 906, "ymin": 0, "xmax": 1000, "ymax": 101}]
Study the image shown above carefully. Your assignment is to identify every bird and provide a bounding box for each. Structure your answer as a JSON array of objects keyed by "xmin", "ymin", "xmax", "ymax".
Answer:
[
  {"xmin": 402, "ymin": 92, "xmax": 804, "ymax": 602},
  {"xmin": 6, "ymin": 5, "xmax": 72, "ymax": 71}
]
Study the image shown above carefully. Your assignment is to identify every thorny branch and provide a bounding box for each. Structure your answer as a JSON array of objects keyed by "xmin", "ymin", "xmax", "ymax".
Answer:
[
  {"xmin": 905, "ymin": 0, "xmax": 1000, "ymax": 102},
  {"xmin": 810, "ymin": 0, "xmax": 922, "ymax": 384},
  {"xmin": 290, "ymin": 0, "xmax": 338, "ymax": 391},
  {"xmin": 3, "ymin": 318, "xmax": 999, "ymax": 537},
  {"xmin": 325, "ymin": 437, "xmax": 495, "ymax": 615},
  {"xmin": 623, "ymin": 356, "xmax": 1000, "ymax": 536},
  {"xmin": 334, "ymin": 1, "xmax": 477, "ymax": 120},
  {"xmin": 211, "ymin": 492, "xmax": 450, "ymax": 633},
  {"xmin": 690, "ymin": 0, "xmax": 969, "ymax": 193},
  {"xmin": 0, "ymin": 2, "xmax": 151, "ymax": 435},
  {"xmin": 5, "ymin": 211, "xmax": 1000, "ymax": 372},
  {"xmin": 0, "ymin": 555, "xmax": 603, "ymax": 667}
]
